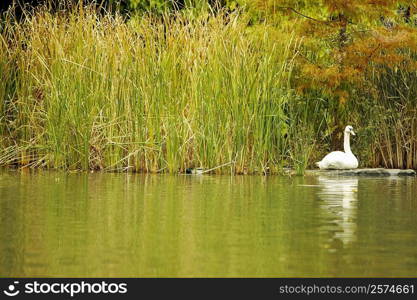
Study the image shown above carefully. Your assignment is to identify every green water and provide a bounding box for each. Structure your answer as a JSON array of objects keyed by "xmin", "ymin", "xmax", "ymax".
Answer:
[{"xmin": 1, "ymin": 171, "xmax": 417, "ymax": 277}]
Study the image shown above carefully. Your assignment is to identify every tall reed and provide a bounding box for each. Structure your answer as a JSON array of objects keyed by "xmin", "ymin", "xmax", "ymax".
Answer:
[
  {"xmin": 0, "ymin": 5, "xmax": 302, "ymax": 174},
  {"xmin": 1, "ymin": 4, "xmax": 416, "ymax": 174}
]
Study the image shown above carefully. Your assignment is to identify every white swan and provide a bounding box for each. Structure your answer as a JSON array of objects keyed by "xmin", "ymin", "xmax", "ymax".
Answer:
[{"xmin": 316, "ymin": 125, "xmax": 358, "ymax": 170}]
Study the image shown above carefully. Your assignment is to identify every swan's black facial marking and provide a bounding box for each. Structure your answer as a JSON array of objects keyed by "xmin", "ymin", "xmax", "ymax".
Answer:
[
  {"xmin": 345, "ymin": 125, "xmax": 356, "ymax": 136},
  {"xmin": 345, "ymin": 126, "xmax": 354, "ymax": 132}
]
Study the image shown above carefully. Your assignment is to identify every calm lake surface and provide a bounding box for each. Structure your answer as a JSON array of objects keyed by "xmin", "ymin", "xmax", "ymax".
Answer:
[{"xmin": 1, "ymin": 171, "xmax": 417, "ymax": 277}]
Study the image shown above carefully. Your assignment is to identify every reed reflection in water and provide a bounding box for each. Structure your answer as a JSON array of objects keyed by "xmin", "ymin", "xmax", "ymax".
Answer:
[{"xmin": 1, "ymin": 171, "xmax": 417, "ymax": 277}]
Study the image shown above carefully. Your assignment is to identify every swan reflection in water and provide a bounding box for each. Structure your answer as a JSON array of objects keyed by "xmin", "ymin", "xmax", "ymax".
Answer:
[{"xmin": 317, "ymin": 176, "xmax": 358, "ymax": 246}]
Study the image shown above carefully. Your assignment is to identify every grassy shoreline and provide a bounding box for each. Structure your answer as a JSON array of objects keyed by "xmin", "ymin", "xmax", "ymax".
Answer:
[{"xmin": 1, "ymin": 5, "xmax": 417, "ymax": 174}]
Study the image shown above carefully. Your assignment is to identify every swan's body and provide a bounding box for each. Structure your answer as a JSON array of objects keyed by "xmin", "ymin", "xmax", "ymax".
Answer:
[
  {"xmin": 316, "ymin": 151, "xmax": 358, "ymax": 170},
  {"xmin": 316, "ymin": 126, "xmax": 358, "ymax": 170}
]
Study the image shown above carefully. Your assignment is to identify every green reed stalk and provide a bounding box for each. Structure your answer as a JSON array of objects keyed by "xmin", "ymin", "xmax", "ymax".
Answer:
[
  {"xmin": 0, "ymin": 5, "xmax": 301, "ymax": 174},
  {"xmin": 2, "ymin": 4, "xmax": 416, "ymax": 173}
]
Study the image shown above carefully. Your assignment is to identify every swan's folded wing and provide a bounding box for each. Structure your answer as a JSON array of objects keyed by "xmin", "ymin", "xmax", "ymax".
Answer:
[
  {"xmin": 325, "ymin": 162, "xmax": 341, "ymax": 169},
  {"xmin": 318, "ymin": 151, "xmax": 346, "ymax": 169}
]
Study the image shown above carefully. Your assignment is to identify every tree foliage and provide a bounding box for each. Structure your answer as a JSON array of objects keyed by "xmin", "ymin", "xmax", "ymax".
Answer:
[{"xmin": 257, "ymin": 0, "xmax": 417, "ymax": 100}]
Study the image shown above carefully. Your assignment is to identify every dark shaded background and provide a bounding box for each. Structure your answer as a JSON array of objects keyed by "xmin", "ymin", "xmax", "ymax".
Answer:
[
  {"xmin": 0, "ymin": 1, "xmax": 117, "ymax": 13},
  {"xmin": 0, "ymin": 1, "xmax": 227, "ymax": 13},
  {"xmin": 0, "ymin": 0, "xmax": 14, "ymax": 12}
]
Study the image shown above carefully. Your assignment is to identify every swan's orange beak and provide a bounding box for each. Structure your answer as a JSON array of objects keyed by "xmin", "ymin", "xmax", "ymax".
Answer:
[{"xmin": 350, "ymin": 130, "xmax": 356, "ymax": 136}]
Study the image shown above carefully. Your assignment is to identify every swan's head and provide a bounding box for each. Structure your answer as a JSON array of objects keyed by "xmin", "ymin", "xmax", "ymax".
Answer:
[{"xmin": 344, "ymin": 125, "xmax": 355, "ymax": 136}]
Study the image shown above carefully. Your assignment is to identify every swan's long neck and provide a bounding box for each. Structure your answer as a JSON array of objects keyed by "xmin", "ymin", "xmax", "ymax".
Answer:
[{"xmin": 344, "ymin": 132, "xmax": 352, "ymax": 154}]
